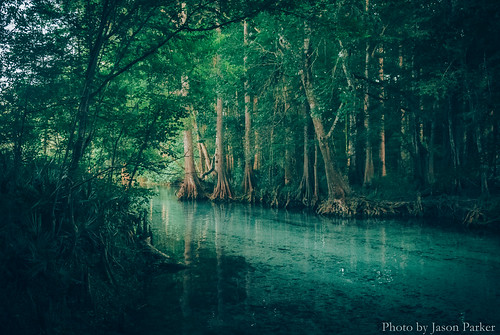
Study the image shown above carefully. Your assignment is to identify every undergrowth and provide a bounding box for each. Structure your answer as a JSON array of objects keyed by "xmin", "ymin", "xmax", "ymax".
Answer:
[{"xmin": 0, "ymin": 161, "xmax": 152, "ymax": 334}]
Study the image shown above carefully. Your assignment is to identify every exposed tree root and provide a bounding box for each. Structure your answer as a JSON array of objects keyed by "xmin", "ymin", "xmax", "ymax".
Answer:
[
  {"xmin": 316, "ymin": 195, "xmax": 423, "ymax": 217},
  {"xmin": 314, "ymin": 194, "xmax": 499, "ymax": 228},
  {"xmin": 140, "ymin": 237, "xmax": 187, "ymax": 272},
  {"xmin": 211, "ymin": 173, "xmax": 232, "ymax": 201},
  {"xmin": 177, "ymin": 175, "xmax": 206, "ymax": 200}
]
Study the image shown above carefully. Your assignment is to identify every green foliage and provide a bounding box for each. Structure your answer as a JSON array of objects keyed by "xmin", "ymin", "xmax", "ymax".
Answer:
[{"xmin": 0, "ymin": 158, "xmax": 152, "ymax": 334}]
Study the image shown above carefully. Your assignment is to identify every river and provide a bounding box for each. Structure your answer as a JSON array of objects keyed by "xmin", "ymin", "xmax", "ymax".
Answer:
[{"xmin": 130, "ymin": 187, "xmax": 500, "ymax": 335}]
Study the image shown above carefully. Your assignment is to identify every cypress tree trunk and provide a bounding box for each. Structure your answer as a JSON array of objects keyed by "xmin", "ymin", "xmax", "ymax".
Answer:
[
  {"xmin": 178, "ymin": 128, "xmax": 204, "ymax": 199},
  {"xmin": 211, "ymin": 23, "xmax": 232, "ymax": 201},
  {"xmin": 297, "ymin": 103, "xmax": 314, "ymax": 206},
  {"xmin": 212, "ymin": 97, "xmax": 233, "ymax": 200}
]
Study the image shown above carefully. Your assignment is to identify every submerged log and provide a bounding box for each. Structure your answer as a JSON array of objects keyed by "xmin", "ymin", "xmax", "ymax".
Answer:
[{"xmin": 140, "ymin": 237, "xmax": 187, "ymax": 273}]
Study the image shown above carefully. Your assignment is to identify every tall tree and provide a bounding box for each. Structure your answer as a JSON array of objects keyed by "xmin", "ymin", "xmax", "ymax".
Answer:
[
  {"xmin": 211, "ymin": 26, "xmax": 233, "ymax": 200},
  {"xmin": 362, "ymin": 0, "xmax": 374, "ymax": 186},
  {"xmin": 301, "ymin": 22, "xmax": 349, "ymax": 203},
  {"xmin": 242, "ymin": 20, "xmax": 255, "ymax": 200}
]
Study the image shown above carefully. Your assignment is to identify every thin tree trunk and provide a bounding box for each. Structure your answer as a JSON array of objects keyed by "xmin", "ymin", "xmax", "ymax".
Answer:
[
  {"xmin": 67, "ymin": 0, "xmax": 111, "ymax": 177},
  {"xmin": 363, "ymin": 0, "xmax": 374, "ymax": 186},
  {"xmin": 297, "ymin": 103, "xmax": 314, "ymax": 206},
  {"xmin": 427, "ymin": 119, "xmax": 435, "ymax": 185},
  {"xmin": 347, "ymin": 108, "xmax": 358, "ymax": 183},
  {"xmin": 313, "ymin": 143, "xmax": 319, "ymax": 203},
  {"xmin": 475, "ymin": 119, "xmax": 489, "ymax": 196},
  {"xmin": 448, "ymin": 99, "xmax": 461, "ymax": 191},
  {"xmin": 193, "ymin": 114, "xmax": 211, "ymax": 176},
  {"xmin": 283, "ymin": 83, "xmax": 293, "ymax": 187},
  {"xmin": 378, "ymin": 44, "xmax": 387, "ymax": 177},
  {"xmin": 397, "ymin": 42, "xmax": 412, "ymax": 177},
  {"xmin": 242, "ymin": 20, "xmax": 255, "ymax": 199},
  {"xmin": 363, "ymin": 42, "xmax": 374, "ymax": 186},
  {"xmin": 252, "ymin": 97, "xmax": 261, "ymax": 171}
]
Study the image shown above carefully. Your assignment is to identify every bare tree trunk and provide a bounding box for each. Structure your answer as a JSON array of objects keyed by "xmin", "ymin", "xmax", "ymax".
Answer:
[
  {"xmin": 363, "ymin": 43, "xmax": 374, "ymax": 186},
  {"xmin": 193, "ymin": 114, "xmax": 211, "ymax": 177},
  {"xmin": 448, "ymin": 99, "xmax": 461, "ymax": 191},
  {"xmin": 427, "ymin": 120, "xmax": 435, "ymax": 185},
  {"xmin": 475, "ymin": 118, "xmax": 490, "ymax": 196},
  {"xmin": 178, "ymin": 128, "xmax": 204, "ymax": 200},
  {"xmin": 347, "ymin": 108, "xmax": 358, "ymax": 183},
  {"xmin": 297, "ymin": 103, "xmax": 314, "ymax": 206},
  {"xmin": 212, "ymin": 96, "xmax": 232, "ymax": 200},
  {"xmin": 313, "ymin": 143, "xmax": 319, "ymax": 203},
  {"xmin": 362, "ymin": 0, "xmax": 374, "ymax": 187},
  {"xmin": 242, "ymin": 20, "xmax": 255, "ymax": 199},
  {"xmin": 253, "ymin": 98, "xmax": 261, "ymax": 171},
  {"xmin": 211, "ymin": 22, "xmax": 232, "ymax": 200},
  {"xmin": 283, "ymin": 84, "xmax": 293, "ymax": 187},
  {"xmin": 301, "ymin": 22, "xmax": 349, "ymax": 201},
  {"xmin": 378, "ymin": 44, "xmax": 387, "ymax": 177},
  {"xmin": 397, "ymin": 43, "xmax": 411, "ymax": 176}
]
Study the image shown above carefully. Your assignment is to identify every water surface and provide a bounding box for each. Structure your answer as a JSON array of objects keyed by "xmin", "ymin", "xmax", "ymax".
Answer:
[{"xmin": 133, "ymin": 187, "xmax": 500, "ymax": 335}]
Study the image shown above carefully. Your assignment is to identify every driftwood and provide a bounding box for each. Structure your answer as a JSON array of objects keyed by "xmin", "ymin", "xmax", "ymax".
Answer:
[{"xmin": 140, "ymin": 237, "xmax": 187, "ymax": 272}]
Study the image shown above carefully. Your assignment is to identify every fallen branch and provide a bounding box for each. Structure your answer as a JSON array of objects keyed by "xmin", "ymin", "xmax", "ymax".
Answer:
[{"xmin": 140, "ymin": 237, "xmax": 187, "ymax": 272}]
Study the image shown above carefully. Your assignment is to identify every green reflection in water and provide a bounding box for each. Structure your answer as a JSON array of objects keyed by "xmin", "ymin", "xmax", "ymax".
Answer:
[{"xmin": 131, "ymin": 187, "xmax": 500, "ymax": 335}]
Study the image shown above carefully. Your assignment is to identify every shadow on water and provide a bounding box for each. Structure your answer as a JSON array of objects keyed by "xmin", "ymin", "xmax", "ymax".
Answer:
[{"xmin": 129, "ymin": 187, "xmax": 500, "ymax": 335}]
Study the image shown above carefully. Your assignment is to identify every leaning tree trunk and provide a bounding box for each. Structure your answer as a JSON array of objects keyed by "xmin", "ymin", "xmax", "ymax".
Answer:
[
  {"xmin": 301, "ymin": 22, "xmax": 349, "ymax": 204},
  {"xmin": 193, "ymin": 113, "xmax": 212, "ymax": 177},
  {"xmin": 311, "ymin": 118, "xmax": 350, "ymax": 201},
  {"xmin": 178, "ymin": 128, "xmax": 204, "ymax": 200},
  {"xmin": 66, "ymin": 1, "xmax": 111, "ymax": 179}
]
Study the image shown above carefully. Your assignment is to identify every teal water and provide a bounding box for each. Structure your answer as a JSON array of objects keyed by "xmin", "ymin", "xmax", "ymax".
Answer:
[{"xmin": 132, "ymin": 187, "xmax": 500, "ymax": 335}]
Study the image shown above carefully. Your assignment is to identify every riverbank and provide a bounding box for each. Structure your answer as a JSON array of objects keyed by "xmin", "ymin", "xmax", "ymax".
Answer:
[
  {"xmin": 0, "ymin": 170, "xmax": 159, "ymax": 335},
  {"xmin": 131, "ymin": 188, "xmax": 500, "ymax": 335},
  {"xmin": 177, "ymin": 180, "xmax": 500, "ymax": 231}
]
